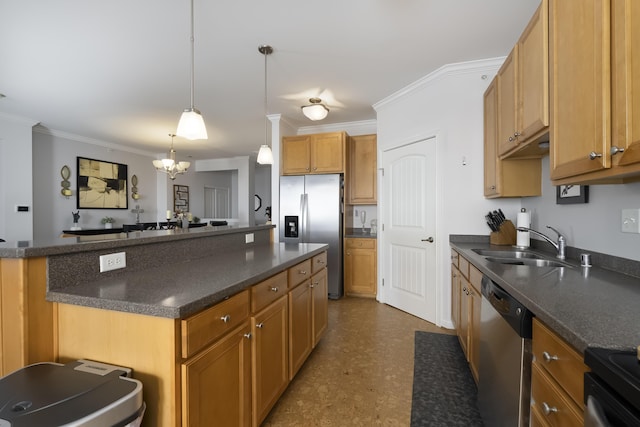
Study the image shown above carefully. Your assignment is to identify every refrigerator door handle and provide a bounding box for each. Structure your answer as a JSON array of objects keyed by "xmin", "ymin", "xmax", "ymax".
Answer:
[{"xmin": 301, "ymin": 193, "xmax": 309, "ymax": 241}]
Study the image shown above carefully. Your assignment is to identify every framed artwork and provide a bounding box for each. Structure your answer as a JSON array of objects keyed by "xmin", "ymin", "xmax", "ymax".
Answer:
[
  {"xmin": 76, "ymin": 157, "xmax": 128, "ymax": 209},
  {"xmin": 556, "ymin": 185, "xmax": 589, "ymax": 204},
  {"xmin": 174, "ymin": 185, "xmax": 189, "ymax": 212}
]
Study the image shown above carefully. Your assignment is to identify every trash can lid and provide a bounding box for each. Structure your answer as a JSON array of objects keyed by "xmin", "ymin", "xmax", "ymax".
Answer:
[{"xmin": 0, "ymin": 360, "xmax": 143, "ymax": 427}]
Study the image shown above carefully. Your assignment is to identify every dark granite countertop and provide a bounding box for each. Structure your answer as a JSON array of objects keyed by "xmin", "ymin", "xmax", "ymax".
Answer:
[
  {"xmin": 450, "ymin": 235, "xmax": 640, "ymax": 354},
  {"xmin": 47, "ymin": 242, "xmax": 328, "ymax": 319},
  {"xmin": 0, "ymin": 224, "xmax": 273, "ymax": 258}
]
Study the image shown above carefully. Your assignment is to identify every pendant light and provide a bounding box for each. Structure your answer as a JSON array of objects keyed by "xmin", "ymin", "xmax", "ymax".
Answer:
[
  {"xmin": 176, "ymin": 0, "xmax": 208, "ymax": 140},
  {"xmin": 301, "ymin": 97, "xmax": 329, "ymax": 121},
  {"xmin": 153, "ymin": 134, "xmax": 191, "ymax": 180},
  {"xmin": 257, "ymin": 45, "xmax": 274, "ymax": 165}
]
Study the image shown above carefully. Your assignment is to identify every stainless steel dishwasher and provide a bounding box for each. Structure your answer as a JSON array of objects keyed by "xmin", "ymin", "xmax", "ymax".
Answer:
[{"xmin": 478, "ymin": 276, "xmax": 533, "ymax": 427}]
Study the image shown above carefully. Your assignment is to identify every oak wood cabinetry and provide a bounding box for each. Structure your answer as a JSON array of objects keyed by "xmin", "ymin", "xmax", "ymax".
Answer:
[
  {"xmin": 550, "ymin": 0, "xmax": 640, "ymax": 184},
  {"xmin": 346, "ymin": 134, "xmax": 377, "ymax": 204},
  {"xmin": 484, "ymin": 79, "xmax": 542, "ymax": 198},
  {"xmin": 498, "ymin": 0, "xmax": 550, "ymax": 159},
  {"xmin": 344, "ymin": 238, "xmax": 377, "ymax": 297},
  {"xmin": 530, "ymin": 318, "xmax": 588, "ymax": 426},
  {"xmin": 281, "ymin": 132, "xmax": 346, "ymax": 175},
  {"xmin": 450, "ymin": 249, "xmax": 481, "ymax": 383}
]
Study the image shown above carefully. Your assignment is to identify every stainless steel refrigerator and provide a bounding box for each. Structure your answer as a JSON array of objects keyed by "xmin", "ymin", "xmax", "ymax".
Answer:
[{"xmin": 280, "ymin": 174, "xmax": 343, "ymax": 299}]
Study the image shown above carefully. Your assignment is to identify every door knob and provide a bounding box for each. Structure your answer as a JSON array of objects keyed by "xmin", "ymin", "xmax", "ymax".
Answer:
[{"xmin": 421, "ymin": 237, "xmax": 434, "ymax": 243}]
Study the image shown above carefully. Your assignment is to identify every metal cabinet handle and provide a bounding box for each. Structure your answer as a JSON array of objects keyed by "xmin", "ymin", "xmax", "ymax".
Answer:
[
  {"xmin": 508, "ymin": 136, "xmax": 514, "ymax": 142},
  {"xmin": 270, "ymin": 287, "xmax": 278, "ymax": 292},
  {"xmin": 490, "ymin": 185, "xmax": 496, "ymax": 190},
  {"xmin": 244, "ymin": 333, "xmax": 252, "ymax": 339},
  {"xmin": 589, "ymin": 151, "xmax": 603, "ymax": 160},
  {"xmin": 542, "ymin": 351, "xmax": 558, "ymax": 363},
  {"xmin": 542, "ymin": 402, "xmax": 558, "ymax": 415},
  {"xmin": 462, "ymin": 287, "xmax": 467, "ymax": 293},
  {"xmin": 256, "ymin": 322, "xmax": 264, "ymax": 329},
  {"xmin": 611, "ymin": 146, "xmax": 625, "ymax": 155},
  {"xmin": 220, "ymin": 315, "xmax": 231, "ymax": 323},
  {"xmin": 514, "ymin": 132, "xmax": 521, "ymax": 137},
  {"xmin": 421, "ymin": 237, "xmax": 434, "ymax": 243},
  {"xmin": 299, "ymin": 270, "xmax": 307, "ymax": 275}
]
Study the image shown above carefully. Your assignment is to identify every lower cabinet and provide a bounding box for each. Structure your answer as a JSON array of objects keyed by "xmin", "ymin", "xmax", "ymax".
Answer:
[
  {"xmin": 252, "ymin": 296, "xmax": 289, "ymax": 426},
  {"xmin": 450, "ymin": 248, "xmax": 482, "ymax": 383},
  {"xmin": 181, "ymin": 321, "xmax": 252, "ymax": 427},
  {"xmin": 344, "ymin": 238, "xmax": 377, "ymax": 297}
]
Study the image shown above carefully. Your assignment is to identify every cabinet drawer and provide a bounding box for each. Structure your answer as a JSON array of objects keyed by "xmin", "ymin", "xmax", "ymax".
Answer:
[
  {"xmin": 451, "ymin": 249, "xmax": 459, "ymax": 268},
  {"xmin": 345, "ymin": 238, "xmax": 375, "ymax": 249},
  {"xmin": 251, "ymin": 271, "xmax": 288, "ymax": 314},
  {"xmin": 181, "ymin": 290, "xmax": 249, "ymax": 359},
  {"xmin": 533, "ymin": 319, "xmax": 588, "ymax": 407},
  {"xmin": 288, "ymin": 259, "xmax": 312, "ymax": 288},
  {"xmin": 531, "ymin": 361, "xmax": 583, "ymax": 427},
  {"xmin": 458, "ymin": 256, "xmax": 470, "ymax": 280},
  {"xmin": 312, "ymin": 252, "xmax": 327, "ymax": 273}
]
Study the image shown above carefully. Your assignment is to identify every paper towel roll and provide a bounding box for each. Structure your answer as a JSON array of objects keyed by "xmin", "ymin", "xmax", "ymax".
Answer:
[{"xmin": 516, "ymin": 209, "xmax": 530, "ymax": 248}]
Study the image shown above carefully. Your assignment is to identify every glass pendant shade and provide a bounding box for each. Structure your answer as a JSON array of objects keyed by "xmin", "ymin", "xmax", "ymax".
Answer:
[
  {"xmin": 177, "ymin": 108, "xmax": 208, "ymax": 140},
  {"xmin": 257, "ymin": 144, "xmax": 274, "ymax": 165},
  {"xmin": 301, "ymin": 98, "xmax": 329, "ymax": 121}
]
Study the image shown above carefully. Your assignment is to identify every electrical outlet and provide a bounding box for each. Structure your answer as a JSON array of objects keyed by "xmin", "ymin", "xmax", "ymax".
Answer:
[
  {"xmin": 621, "ymin": 209, "xmax": 640, "ymax": 233},
  {"xmin": 245, "ymin": 233, "xmax": 254, "ymax": 243},
  {"xmin": 99, "ymin": 252, "xmax": 126, "ymax": 272}
]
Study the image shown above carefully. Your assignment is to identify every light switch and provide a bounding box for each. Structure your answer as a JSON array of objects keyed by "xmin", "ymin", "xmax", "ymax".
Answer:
[{"xmin": 621, "ymin": 209, "xmax": 640, "ymax": 233}]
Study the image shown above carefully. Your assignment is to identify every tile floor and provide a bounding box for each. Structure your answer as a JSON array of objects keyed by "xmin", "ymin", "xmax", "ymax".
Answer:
[{"xmin": 262, "ymin": 297, "xmax": 454, "ymax": 426}]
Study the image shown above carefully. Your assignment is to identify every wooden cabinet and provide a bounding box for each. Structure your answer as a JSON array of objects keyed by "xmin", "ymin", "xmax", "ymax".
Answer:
[
  {"xmin": 344, "ymin": 238, "xmax": 377, "ymax": 297},
  {"xmin": 347, "ymin": 134, "xmax": 377, "ymax": 204},
  {"xmin": 531, "ymin": 318, "xmax": 588, "ymax": 426},
  {"xmin": 281, "ymin": 132, "xmax": 346, "ymax": 175},
  {"xmin": 450, "ymin": 249, "xmax": 481, "ymax": 383},
  {"xmin": 311, "ymin": 266, "xmax": 328, "ymax": 346},
  {"xmin": 251, "ymin": 295, "xmax": 289, "ymax": 426},
  {"xmin": 549, "ymin": 0, "xmax": 640, "ymax": 184},
  {"xmin": 498, "ymin": 0, "xmax": 550, "ymax": 159},
  {"xmin": 181, "ymin": 321, "xmax": 252, "ymax": 427},
  {"xmin": 484, "ymin": 75, "xmax": 542, "ymax": 198}
]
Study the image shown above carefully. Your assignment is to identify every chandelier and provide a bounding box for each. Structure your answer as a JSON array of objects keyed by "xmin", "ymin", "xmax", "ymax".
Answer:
[{"xmin": 153, "ymin": 134, "xmax": 191, "ymax": 180}]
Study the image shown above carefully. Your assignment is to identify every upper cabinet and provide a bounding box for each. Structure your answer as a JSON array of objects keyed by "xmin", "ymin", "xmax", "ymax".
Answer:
[
  {"xmin": 498, "ymin": 0, "xmax": 550, "ymax": 159},
  {"xmin": 346, "ymin": 134, "xmax": 377, "ymax": 204},
  {"xmin": 281, "ymin": 132, "xmax": 346, "ymax": 175},
  {"xmin": 550, "ymin": 0, "xmax": 640, "ymax": 184},
  {"xmin": 484, "ymin": 78, "xmax": 542, "ymax": 198}
]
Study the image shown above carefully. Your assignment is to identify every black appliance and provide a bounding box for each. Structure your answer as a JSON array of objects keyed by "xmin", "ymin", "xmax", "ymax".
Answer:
[{"xmin": 584, "ymin": 347, "xmax": 640, "ymax": 426}]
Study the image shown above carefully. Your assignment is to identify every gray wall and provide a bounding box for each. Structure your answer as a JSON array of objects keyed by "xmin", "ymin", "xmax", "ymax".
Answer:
[{"xmin": 524, "ymin": 157, "xmax": 640, "ymax": 261}]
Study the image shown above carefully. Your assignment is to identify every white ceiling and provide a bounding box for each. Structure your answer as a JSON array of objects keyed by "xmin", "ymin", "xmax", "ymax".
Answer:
[{"xmin": 0, "ymin": 0, "xmax": 540, "ymax": 160}]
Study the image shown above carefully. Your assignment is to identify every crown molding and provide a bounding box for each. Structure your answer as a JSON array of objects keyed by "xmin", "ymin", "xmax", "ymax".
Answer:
[{"xmin": 297, "ymin": 119, "xmax": 377, "ymax": 136}]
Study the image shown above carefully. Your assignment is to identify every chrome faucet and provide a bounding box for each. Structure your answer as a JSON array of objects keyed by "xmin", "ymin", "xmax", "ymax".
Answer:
[{"xmin": 516, "ymin": 226, "xmax": 566, "ymax": 260}]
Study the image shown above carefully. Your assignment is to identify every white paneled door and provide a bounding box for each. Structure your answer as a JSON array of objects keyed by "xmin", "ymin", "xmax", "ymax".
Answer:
[{"xmin": 380, "ymin": 137, "xmax": 437, "ymax": 323}]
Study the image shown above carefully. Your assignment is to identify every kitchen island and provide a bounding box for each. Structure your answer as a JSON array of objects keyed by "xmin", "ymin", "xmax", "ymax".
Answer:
[{"xmin": 0, "ymin": 225, "xmax": 329, "ymax": 426}]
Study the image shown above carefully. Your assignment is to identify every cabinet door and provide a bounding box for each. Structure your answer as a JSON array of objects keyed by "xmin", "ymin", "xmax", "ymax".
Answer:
[
  {"xmin": 311, "ymin": 268, "xmax": 328, "ymax": 347},
  {"xmin": 484, "ymin": 79, "xmax": 500, "ymax": 197},
  {"xmin": 182, "ymin": 321, "xmax": 252, "ymax": 427},
  {"xmin": 288, "ymin": 280, "xmax": 313, "ymax": 379},
  {"xmin": 518, "ymin": 0, "xmax": 549, "ymax": 142},
  {"xmin": 311, "ymin": 132, "xmax": 345, "ymax": 173},
  {"xmin": 550, "ymin": 0, "xmax": 611, "ymax": 180},
  {"xmin": 344, "ymin": 239, "xmax": 377, "ymax": 297},
  {"xmin": 468, "ymin": 284, "xmax": 481, "ymax": 383},
  {"xmin": 451, "ymin": 265, "xmax": 461, "ymax": 330},
  {"xmin": 252, "ymin": 296, "xmax": 289, "ymax": 426},
  {"xmin": 348, "ymin": 134, "xmax": 377, "ymax": 204},
  {"xmin": 497, "ymin": 46, "xmax": 519, "ymax": 156},
  {"xmin": 458, "ymin": 277, "xmax": 470, "ymax": 358},
  {"xmin": 282, "ymin": 135, "xmax": 311, "ymax": 175},
  {"xmin": 611, "ymin": 0, "xmax": 640, "ymax": 167}
]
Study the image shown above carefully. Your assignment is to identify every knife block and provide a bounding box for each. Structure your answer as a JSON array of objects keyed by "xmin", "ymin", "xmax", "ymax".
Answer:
[{"xmin": 490, "ymin": 220, "xmax": 517, "ymax": 246}]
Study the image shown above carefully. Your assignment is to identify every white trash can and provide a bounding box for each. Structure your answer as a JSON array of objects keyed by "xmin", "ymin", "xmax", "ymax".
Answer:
[{"xmin": 0, "ymin": 359, "xmax": 144, "ymax": 426}]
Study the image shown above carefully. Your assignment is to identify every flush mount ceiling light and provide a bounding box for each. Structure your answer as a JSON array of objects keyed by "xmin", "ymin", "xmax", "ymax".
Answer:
[
  {"xmin": 257, "ymin": 45, "xmax": 274, "ymax": 165},
  {"xmin": 301, "ymin": 97, "xmax": 329, "ymax": 121},
  {"xmin": 153, "ymin": 134, "xmax": 191, "ymax": 180},
  {"xmin": 176, "ymin": 0, "xmax": 208, "ymax": 140}
]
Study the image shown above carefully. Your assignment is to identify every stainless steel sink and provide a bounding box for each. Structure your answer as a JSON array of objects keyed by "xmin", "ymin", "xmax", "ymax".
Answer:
[
  {"xmin": 484, "ymin": 257, "xmax": 571, "ymax": 268},
  {"xmin": 472, "ymin": 249, "xmax": 545, "ymax": 259}
]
